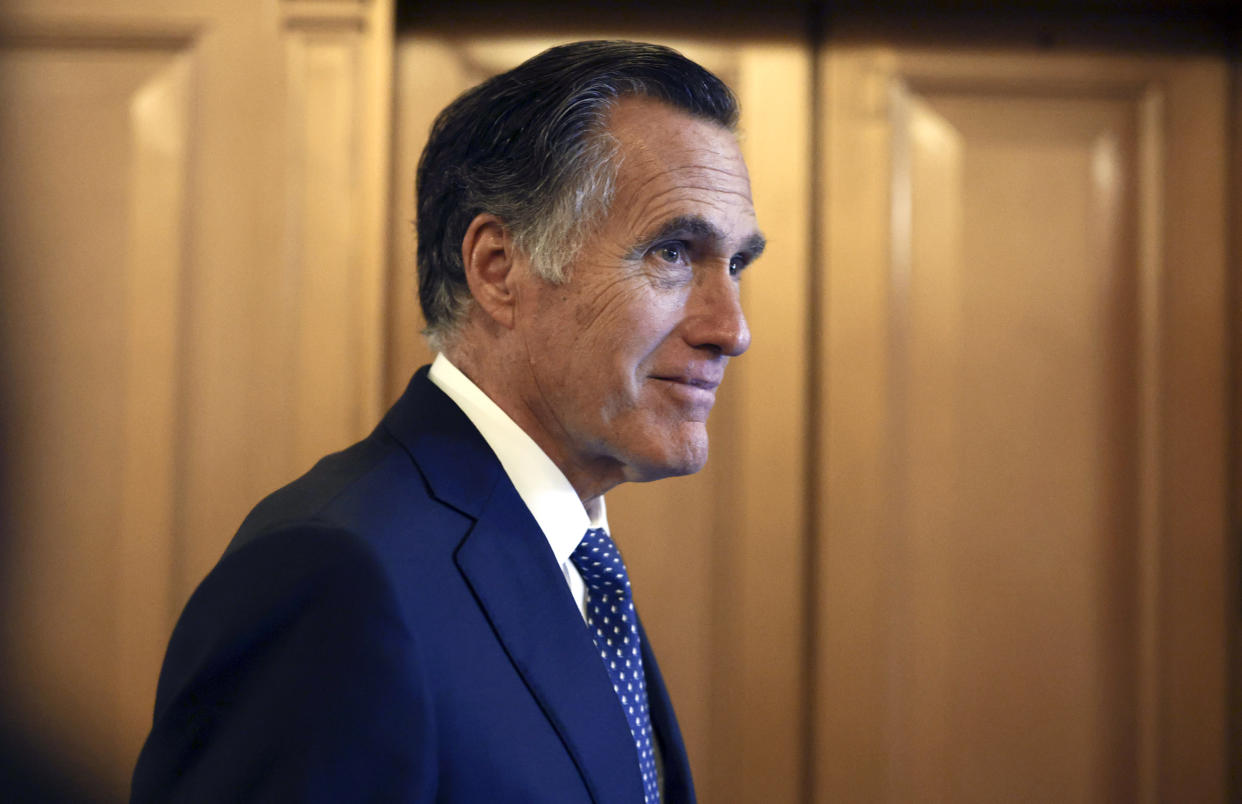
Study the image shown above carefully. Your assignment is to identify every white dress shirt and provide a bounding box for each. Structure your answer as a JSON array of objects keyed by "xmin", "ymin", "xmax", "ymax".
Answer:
[{"xmin": 428, "ymin": 353, "xmax": 606, "ymax": 620}]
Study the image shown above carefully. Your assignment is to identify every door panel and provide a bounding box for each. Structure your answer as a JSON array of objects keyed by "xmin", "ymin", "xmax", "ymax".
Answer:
[
  {"xmin": 817, "ymin": 48, "xmax": 1228, "ymax": 803},
  {"xmin": 0, "ymin": 26, "xmax": 199, "ymax": 795},
  {"xmin": 0, "ymin": 2, "xmax": 392, "ymax": 797}
]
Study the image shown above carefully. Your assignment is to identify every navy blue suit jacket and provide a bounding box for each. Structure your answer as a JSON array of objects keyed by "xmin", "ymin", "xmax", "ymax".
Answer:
[{"xmin": 131, "ymin": 368, "xmax": 695, "ymax": 802}]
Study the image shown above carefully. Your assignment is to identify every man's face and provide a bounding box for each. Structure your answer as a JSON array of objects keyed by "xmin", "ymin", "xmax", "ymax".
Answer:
[{"xmin": 510, "ymin": 96, "xmax": 764, "ymax": 498}]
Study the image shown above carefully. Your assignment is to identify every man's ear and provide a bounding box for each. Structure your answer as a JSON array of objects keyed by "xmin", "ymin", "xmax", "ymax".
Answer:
[{"xmin": 461, "ymin": 213, "xmax": 522, "ymax": 331}]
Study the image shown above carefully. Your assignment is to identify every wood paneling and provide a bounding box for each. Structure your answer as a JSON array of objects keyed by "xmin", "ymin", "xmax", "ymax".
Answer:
[
  {"xmin": 0, "ymin": 4, "xmax": 1232, "ymax": 799},
  {"xmin": 282, "ymin": 4, "xmax": 391, "ymax": 471},
  {"xmin": 0, "ymin": 0, "xmax": 393, "ymax": 797},
  {"xmin": 816, "ymin": 47, "xmax": 1228, "ymax": 802},
  {"xmin": 0, "ymin": 27, "xmax": 198, "ymax": 794}
]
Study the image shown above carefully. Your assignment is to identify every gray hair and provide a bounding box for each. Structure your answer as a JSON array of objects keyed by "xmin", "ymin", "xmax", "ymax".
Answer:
[{"xmin": 414, "ymin": 40, "xmax": 739, "ymax": 351}]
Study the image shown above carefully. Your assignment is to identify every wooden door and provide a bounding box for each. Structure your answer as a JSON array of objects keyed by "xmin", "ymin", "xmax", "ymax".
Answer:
[
  {"xmin": 0, "ymin": 1, "xmax": 392, "ymax": 797},
  {"xmin": 816, "ymin": 47, "xmax": 1229, "ymax": 802},
  {"xmin": 388, "ymin": 32, "xmax": 813, "ymax": 804}
]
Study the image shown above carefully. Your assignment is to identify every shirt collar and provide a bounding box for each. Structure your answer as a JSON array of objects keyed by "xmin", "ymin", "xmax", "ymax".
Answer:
[{"xmin": 428, "ymin": 353, "xmax": 609, "ymax": 565}]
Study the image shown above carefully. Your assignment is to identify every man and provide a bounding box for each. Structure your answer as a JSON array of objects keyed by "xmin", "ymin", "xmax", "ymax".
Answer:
[{"xmin": 132, "ymin": 40, "xmax": 764, "ymax": 802}]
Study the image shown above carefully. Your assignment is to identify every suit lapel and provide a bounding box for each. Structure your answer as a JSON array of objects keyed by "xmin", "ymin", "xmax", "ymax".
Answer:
[
  {"xmin": 383, "ymin": 369, "xmax": 646, "ymax": 804},
  {"xmin": 457, "ymin": 491, "xmax": 645, "ymax": 804}
]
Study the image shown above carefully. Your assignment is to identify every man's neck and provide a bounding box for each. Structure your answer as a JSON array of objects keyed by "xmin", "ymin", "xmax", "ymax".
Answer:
[{"xmin": 441, "ymin": 342, "xmax": 625, "ymax": 504}]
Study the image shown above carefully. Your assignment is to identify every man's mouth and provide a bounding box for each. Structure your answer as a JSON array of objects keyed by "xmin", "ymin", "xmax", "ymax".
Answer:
[
  {"xmin": 650, "ymin": 368, "xmax": 723, "ymax": 391},
  {"xmin": 650, "ymin": 372, "xmax": 723, "ymax": 411}
]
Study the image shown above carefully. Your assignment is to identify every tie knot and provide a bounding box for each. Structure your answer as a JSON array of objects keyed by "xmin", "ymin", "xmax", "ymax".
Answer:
[{"xmin": 571, "ymin": 527, "xmax": 631, "ymax": 592}]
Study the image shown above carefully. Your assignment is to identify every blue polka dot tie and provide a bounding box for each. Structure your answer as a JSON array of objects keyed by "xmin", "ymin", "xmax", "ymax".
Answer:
[{"xmin": 571, "ymin": 528, "xmax": 659, "ymax": 803}]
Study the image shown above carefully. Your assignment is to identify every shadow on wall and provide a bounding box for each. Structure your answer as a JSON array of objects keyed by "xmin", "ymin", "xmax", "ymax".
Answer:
[
  {"xmin": 0, "ymin": 339, "xmax": 97, "ymax": 802},
  {"xmin": 0, "ymin": 720, "xmax": 96, "ymax": 803}
]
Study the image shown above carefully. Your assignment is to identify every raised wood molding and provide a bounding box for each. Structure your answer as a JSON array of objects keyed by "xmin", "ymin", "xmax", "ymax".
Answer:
[
  {"xmin": 0, "ymin": 2, "xmax": 395, "ymax": 797},
  {"xmin": 115, "ymin": 43, "xmax": 197, "ymax": 782},
  {"xmin": 0, "ymin": 25, "xmax": 200, "ymax": 795},
  {"xmin": 280, "ymin": 0, "xmax": 392, "ymax": 470},
  {"xmin": 281, "ymin": 0, "xmax": 375, "ymax": 29},
  {"xmin": 816, "ymin": 47, "xmax": 1228, "ymax": 803}
]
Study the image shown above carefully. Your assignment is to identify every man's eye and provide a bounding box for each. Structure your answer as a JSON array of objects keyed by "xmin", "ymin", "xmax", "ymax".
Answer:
[{"xmin": 656, "ymin": 243, "xmax": 684, "ymax": 263}]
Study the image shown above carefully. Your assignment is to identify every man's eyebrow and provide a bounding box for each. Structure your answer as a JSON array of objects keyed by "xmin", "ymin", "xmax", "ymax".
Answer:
[
  {"xmin": 627, "ymin": 214, "xmax": 767, "ymax": 259},
  {"xmin": 741, "ymin": 232, "xmax": 767, "ymax": 260}
]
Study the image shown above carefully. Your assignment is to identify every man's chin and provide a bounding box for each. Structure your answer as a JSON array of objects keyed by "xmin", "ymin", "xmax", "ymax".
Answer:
[{"xmin": 623, "ymin": 432, "xmax": 709, "ymax": 483}]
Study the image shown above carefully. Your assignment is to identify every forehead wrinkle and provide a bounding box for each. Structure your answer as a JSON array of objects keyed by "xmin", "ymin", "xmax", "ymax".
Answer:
[
  {"xmin": 607, "ymin": 116, "xmax": 758, "ymax": 257},
  {"xmin": 623, "ymin": 176, "xmax": 755, "ymax": 222},
  {"xmin": 616, "ymin": 137, "xmax": 751, "ymax": 191},
  {"xmin": 622, "ymin": 183, "xmax": 758, "ymax": 250},
  {"xmin": 620, "ymin": 163, "xmax": 752, "ymax": 204}
]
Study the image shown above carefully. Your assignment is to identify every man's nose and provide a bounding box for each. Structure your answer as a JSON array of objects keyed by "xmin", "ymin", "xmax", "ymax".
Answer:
[{"xmin": 685, "ymin": 273, "xmax": 751, "ymax": 357}]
